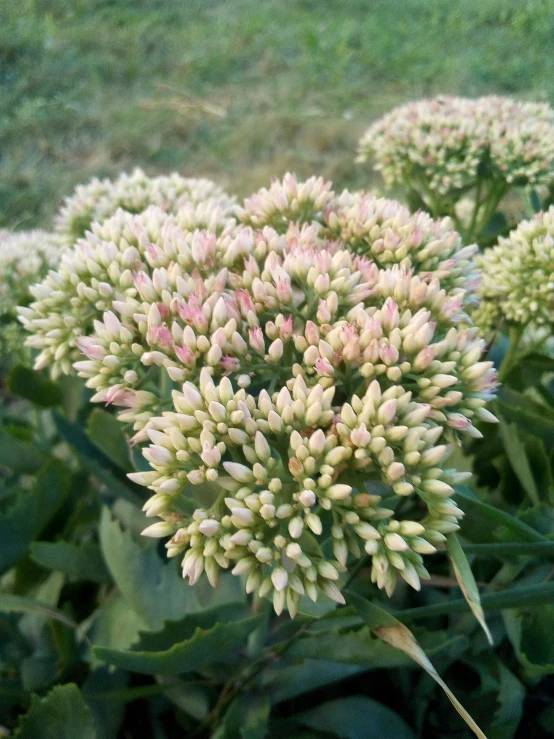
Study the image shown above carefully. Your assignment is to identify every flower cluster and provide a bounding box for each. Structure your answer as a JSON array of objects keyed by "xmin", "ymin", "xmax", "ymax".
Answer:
[
  {"xmin": 21, "ymin": 175, "xmax": 497, "ymax": 613},
  {"xmin": 0, "ymin": 230, "xmax": 65, "ymax": 362},
  {"xmin": 474, "ymin": 205, "xmax": 554, "ymax": 333},
  {"xmin": 357, "ymin": 96, "xmax": 554, "ymax": 222},
  {"xmin": 55, "ymin": 168, "xmax": 235, "ymax": 242},
  {"xmin": 19, "ymin": 204, "xmax": 237, "ymax": 377}
]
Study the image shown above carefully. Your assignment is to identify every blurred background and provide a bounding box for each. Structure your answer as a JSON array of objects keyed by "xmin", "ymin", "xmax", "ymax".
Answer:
[{"xmin": 2, "ymin": 0, "xmax": 554, "ymax": 229}]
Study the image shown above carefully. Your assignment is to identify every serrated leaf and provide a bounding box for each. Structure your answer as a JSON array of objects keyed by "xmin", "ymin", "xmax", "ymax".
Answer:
[
  {"xmin": 87, "ymin": 594, "xmax": 148, "ymax": 664},
  {"xmin": 99, "ymin": 508, "xmax": 201, "ymax": 629},
  {"xmin": 132, "ymin": 602, "xmax": 248, "ymax": 652},
  {"xmin": 503, "ymin": 605, "xmax": 554, "ymax": 678},
  {"xmin": 87, "ymin": 409, "xmax": 131, "ymax": 470},
  {"xmin": 14, "ymin": 683, "xmax": 96, "ymax": 739},
  {"xmin": 93, "ymin": 616, "xmax": 260, "ymax": 675},
  {"xmin": 297, "ymin": 696, "xmax": 415, "ymax": 739},
  {"xmin": 30, "ymin": 541, "xmax": 111, "ymax": 583},
  {"xmin": 447, "ymin": 534, "xmax": 492, "ymax": 645},
  {"xmin": 347, "ymin": 591, "xmax": 486, "ymax": 739},
  {"xmin": 7, "ymin": 366, "xmax": 62, "ymax": 407},
  {"xmin": 0, "ymin": 460, "xmax": 71, "ymax": 574}
]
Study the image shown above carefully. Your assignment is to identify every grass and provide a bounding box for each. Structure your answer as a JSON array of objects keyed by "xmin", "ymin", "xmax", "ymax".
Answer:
[{"xmin": 1, "ymin": 0, "xmax": 554, "ymax": 228}]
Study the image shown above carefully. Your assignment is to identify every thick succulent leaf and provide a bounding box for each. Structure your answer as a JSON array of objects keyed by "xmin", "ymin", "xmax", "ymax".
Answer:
[
  {"xmin": 132, "ymin": 602, "xmax": 249, "ymax": 652},
  {"xmin": 296, "ymin": 696, "xmax": 415, "ymax": 739},
  {"xmin": 87, "ymin": 409, "xmax": 132, "ymax": 471},
  {"xmin": 99, "ymin": 507, "xmax": 201, "ymax": 629},
  {"xmin": 13, "ymin": 683, "xmax": 96, "ymax": 739},
  {"xmin": 30, "ymin": 541, "xmax": 112, "ymax": 583},
  {"xmin": 54, "ymin": 413, "xmax": 141, "ymax": 504},
  {"xmin": 7, "ymin": 366, "xmax": 62, "ymax": 407},
  {"xmin": 0, "ymin": 460, "xmax": 70, "ymax": 574},
  {"xmin": 93, "ymin": 616, "xmax": 261, "ymax": 675},
  {"xmin": 503, "ymin": 605, "xmax": 554, "ymax": 678}
]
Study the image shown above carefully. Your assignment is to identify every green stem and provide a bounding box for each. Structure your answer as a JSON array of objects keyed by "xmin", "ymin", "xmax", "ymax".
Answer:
[{"xmin": 465, "ymin": 178, "xmax": 483, "ymax": 242}]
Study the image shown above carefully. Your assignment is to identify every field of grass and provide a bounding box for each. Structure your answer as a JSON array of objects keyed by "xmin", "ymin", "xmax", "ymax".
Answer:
[{"xmin": 2, "ymin": 0, "xmax": 554, "ymax": 229}]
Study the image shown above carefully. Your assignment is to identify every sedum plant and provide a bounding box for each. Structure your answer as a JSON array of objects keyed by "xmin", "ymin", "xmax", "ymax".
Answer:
[
  {"xmin": 0, "ymin": 229, "xmax": 65, "ymax": 365},
  {"xmin": 21, "ymin": 174, "xmax": 498, "ymax": 615},
  {"xmin": 5, "ymin": 172, "xmax": 554, "ymax": 739},
  {"xmin": 357, "ymin": 96, "xmax": 554, "ymax": 243},
  {"xmin": 55, "ymin": 167, "xmax": 235, "ymax": 242}
]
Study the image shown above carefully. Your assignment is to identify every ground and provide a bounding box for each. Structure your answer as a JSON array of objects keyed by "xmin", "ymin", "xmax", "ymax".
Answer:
[{"xmin": 1, "ymin": 0, "xmax": 554, "ymax": 228}]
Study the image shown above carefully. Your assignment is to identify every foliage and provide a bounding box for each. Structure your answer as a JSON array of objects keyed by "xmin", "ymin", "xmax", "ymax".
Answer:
[{"xmin": 2, "ymin": 2, "xmax": 554, "ymax": 737}]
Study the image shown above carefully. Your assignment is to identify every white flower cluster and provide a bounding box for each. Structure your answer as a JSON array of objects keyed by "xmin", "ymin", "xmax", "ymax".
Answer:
[
  {"xmin": 55, "ymin": 168, "xmax": 235, "ymax": 242},
  {"xmin": 0, "ymin": 230, "xmax": 65, "ymax": 361},
  {"xmin": 475, "ymin": 205, "xmax": 554, "ymax": 332},
  {"xmin": 358, "ymin": 96, "xmax": 554, "ymax": 200},
  {"xmin": 21, "ymin": 175, "xmax": 498, "ymax": 614}
]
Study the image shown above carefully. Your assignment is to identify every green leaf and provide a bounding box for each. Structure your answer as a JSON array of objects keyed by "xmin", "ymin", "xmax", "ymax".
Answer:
[
  {"xmin": 288, "ymin": 625, "xmax": 411, "ymax": 667},
  {"xmin": 489, "ymin": 663, "xmax": 525, "ymax": 739},
  {"xmin": 0, "ymin": 429, "xmax": 47, "ymax": 473},
  {"xmin": 297, "ymin": 696, "xmax": 415, "ymax": 739},
  {"xmin": 87, "ymin": 409, "xmax": 131, "ymax": 471},
  {"xmin": 347, "ymin": 591, "xmax": 486, "ymax": 739},
  {"xmin": 30, "ymin": 541, "xmax": 112, "ymax": 583},
  {"xmin": 504, "ymin": 605, "xmax": 554, "ymax": 678},
  {"xmin": 87, "ymin": 594, "xmax": 148, "ymax": 663},
  {"xmin": 93, "ymin": 616, "xmax": 260, "ymax": 675},
  {"xmin": 0, "ymin": 594, "xmax": 79, "ymax": 632},
  {"xmin": 99, "ymin": 508, "xmax": 201, "ymax": 629},
  {"xmin": 13, "ymin": 683, "xmax": 96, "ymax": 739},
  {"xmin": 264, "ymin": 660, "xmax": 368, "ymax": 704},
  {"xmin": 132, "ymin": 602, "xmax": 249, "ymax": 652},
  {"xmin": 498, "ymin": 419, "xmax": 540, "ymax": 505},
  {"xmin": 454, "ymin": 486, "xmax": 545, "ymax": 542},
  {"xmin": 497, "ymin": 391, "xmax": 554, "ymax": 445},
  {"xmin": 447, "ymin": 534, "xmax": 492, "ymax": 644},
  {"xmin": 7, "ymin": 366, "xmax": 62, "ymax": 407},
  {"xmin": 0, "ymin": 460, "xmax": 71, "ymax": 574},
  {"xmin": 53, "ymin": 413, "xmax": 142, "ymax": 505},
  {"xmin": 223, "ymin": 693, "xmax": 271, "ymax": 739}
]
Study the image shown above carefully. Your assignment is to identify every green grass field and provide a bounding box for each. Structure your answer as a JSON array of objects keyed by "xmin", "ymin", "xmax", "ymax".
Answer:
[{"xmin": 2, "ymin": 0, "xmax": 554, "ymax": 228}]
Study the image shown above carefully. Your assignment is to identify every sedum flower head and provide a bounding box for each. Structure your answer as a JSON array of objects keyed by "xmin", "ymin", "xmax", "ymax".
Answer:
[
  {"xmin": 55, "ymin": 168, "xmax": 236, "ymax": 242},
  {"xmin": 475, "ymin": 205, "xmax": 554, "ymax": 332},
  {"xmin": 358, "ymin": 96, "xmax": 554, "ymax": 197},
  {"xmin": 0, "ymin": 230, "xmax": 65, "ymax": 362},
  {"xmin": 21, "ymin": 175, "xmax": 497, "ymax": 613}
]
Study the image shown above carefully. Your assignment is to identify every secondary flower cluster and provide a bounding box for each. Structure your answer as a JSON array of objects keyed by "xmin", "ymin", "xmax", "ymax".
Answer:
[
  {"xmin": 21, "ymin": 174, "xmax": 498, "ymax": 614},
  {"xmin": 0, "ymin": 230, "xmax": 65, "ymax": 362},
  {"xmin": 474, "ymin": 205, "xmax": 554, "ymax": 333},
  {"xmin": 55, "ymin": 168, "xmax": 235, "ymax": 242},
  {"xmin": 357, "ymin": 96, "xmax": 554, "ymax": 226}
]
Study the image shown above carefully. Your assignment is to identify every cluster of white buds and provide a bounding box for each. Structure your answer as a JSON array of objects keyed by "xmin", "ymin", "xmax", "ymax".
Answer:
[
  {"xmin": 55, "ymin": 168, "xmax": 235, "ymax": 242},
  {"xmin": 474, "ymin": 206, "xmax": 554, "ymax": 333},
  {"xmin": 0, "ymin": 230, "xmax": 65, "ymax": 362},
  {"xmin": 357, "ymin": 96, "xmax": 554, "ymax": 211},
  {"xmin": 21, "ymin": 174, "xmax": 498, "ymax": 614},
  {"xmin": 236, "ymin": 173, "xmax": 335, "ymax": 231},
  {"xmin": 18, "ymin": 205, "xmax": 237, "ymax": 378}
]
